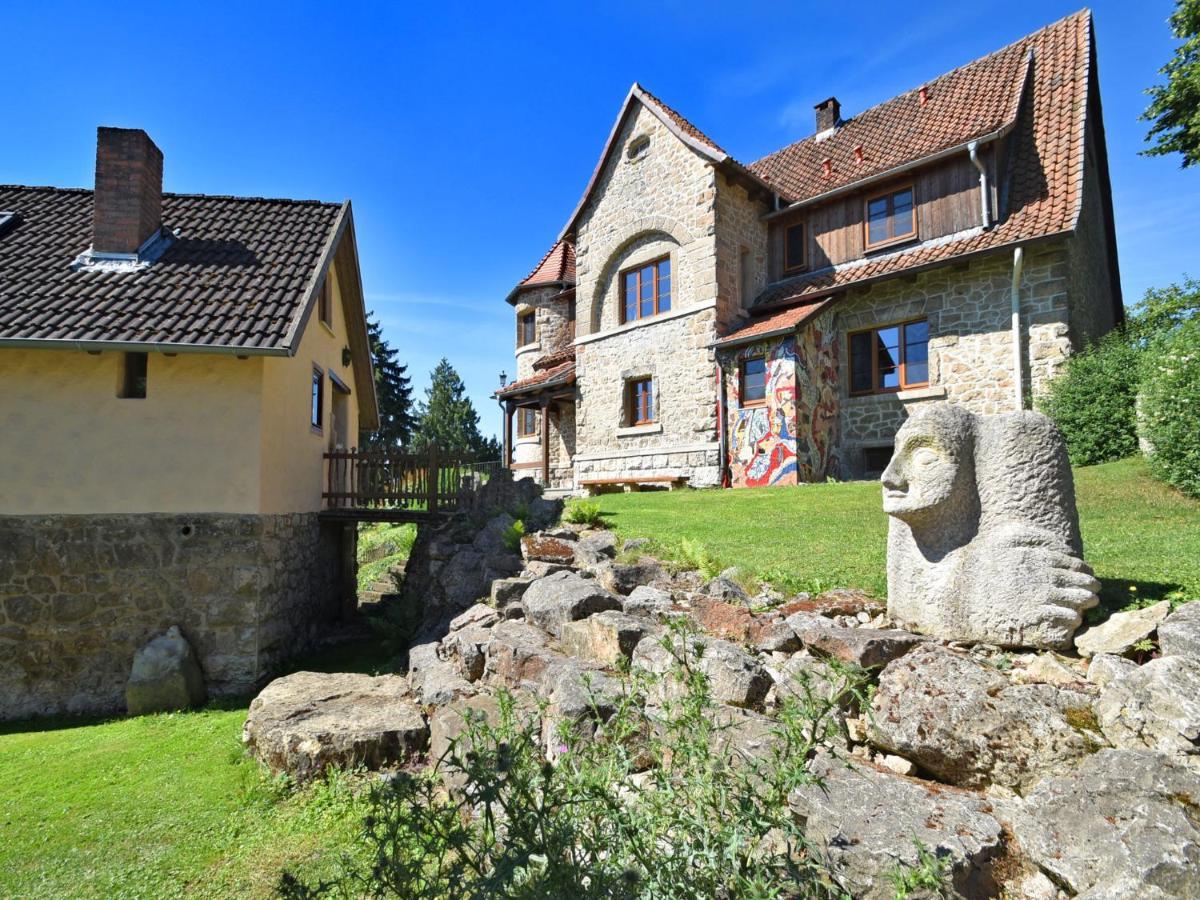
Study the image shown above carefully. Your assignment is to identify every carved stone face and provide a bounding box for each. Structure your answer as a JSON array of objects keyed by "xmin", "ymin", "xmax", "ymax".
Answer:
[{"xmin": 881, "ymin": 407, "xmax": 973, "ymax": 523}]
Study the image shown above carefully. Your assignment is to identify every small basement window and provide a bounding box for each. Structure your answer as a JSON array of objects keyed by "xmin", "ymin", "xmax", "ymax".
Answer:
[
  {"xmin": 311, "ymin": 365, "xmax": 324, "ymax": 430},
  {"xmin": 118, "ymin": 352, "xmax": 148, "ymax": 399},
  {"xmin": 862, "ymin": 445, "xmax": 894, "ymax": 474},
  {"xmin": 740, "ymin": 355, "xmax": 767, "ymax": 405}
]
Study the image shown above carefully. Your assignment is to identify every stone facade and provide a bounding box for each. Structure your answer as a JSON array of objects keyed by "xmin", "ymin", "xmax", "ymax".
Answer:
[
  {"xmin": 830, "ymin": 244, "xmax": 1073, "ymax": 477},
  {"xmin": 505, "ymin": 75, "xmax": 1118, "ymax": 491},
  {"xmin": 0, "ymin": 512, "xmax": 349, "ymax": 720}
]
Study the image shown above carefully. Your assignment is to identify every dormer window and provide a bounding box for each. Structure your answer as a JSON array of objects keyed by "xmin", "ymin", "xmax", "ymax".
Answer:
[
  {"xmin": 627, "ymin": 135, "xmax": 650, "ymax": 161},
  {"xmin": 783, "ymin": 222, "xmax": 806, "ymax": 273},
  {"xmin": 865, "ymin": 185, "xmax": 916, "ymax": 250},
  {"xmin": 620, "ymin": 257, "xmax": 671, "ymax": 323},
  {"xmin": 518, "ymin": 311, "xmax": 537, "ymax": 346}
]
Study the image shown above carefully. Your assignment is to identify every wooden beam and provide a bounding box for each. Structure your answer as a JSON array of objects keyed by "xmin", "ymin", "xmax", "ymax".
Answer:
[
  {"xmin": 503, "ymin": 401, "xmax": 514, "ymax": 469},
  {"xmin": 540, "ymin": 397, "xmax": 550, "ymax": 486}
]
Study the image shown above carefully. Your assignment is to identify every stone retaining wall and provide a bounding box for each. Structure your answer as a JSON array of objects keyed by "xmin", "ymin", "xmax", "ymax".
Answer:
[{"xmin": 0, "ymin": 512, "xmax": 348, "ymax": 720}]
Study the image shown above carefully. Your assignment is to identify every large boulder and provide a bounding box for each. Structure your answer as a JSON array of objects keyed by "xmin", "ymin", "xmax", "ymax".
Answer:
[
  {"xmin": 622, "ymin": 585, "xmax": 675, "ymax": 619},
  {"xmin": 632, "ymin": 633, "xmax": 770, "ymax": 710},
  {"xmin": 407, "ymin": 642, "xmax": 474, "ymax": 707},
  {"xmin": 243, "ymin": 671, "xmax": 428, "ymax": 781},
  {"xmin": 521, "ymin": 571, "xmax": 620, "ymax": 635},
  {"xmin": 1000, "ymin": 749, "xmax": 1200, "ymax": 897},
  {"xmin": 869, "ymin": 644, "xmax": 1103, "ymax": 791},
  {"xmin": 1096, "ymin": 655, "xmax": 1200, "ymax": 758},
  {"xmin": 1159, "ymin": 601, "xmax": 1200, "ymax": 660},
  {"xmin": 559, "ymin": 610, "xmax": 648, "ymax": 666},
  {"xmin": 790, "ymin": 753, "xmax": 1004, "ymax": 899},
  {"xmin": 125, "ymin": 625, "xmax": 207, "ymax": 716},
  {"xmin": 597, "ymin": 559, "xmax": 665, "ymax": 595},
  {"xmin": 788, "ymin": 615, "xmax": 923, "ymax": 669},
  {"xmin": 1074, "ymin": 600, "xmax": 1172, "ymax": 657},
  {"xmin": 483, "ymin": 619, "xmax": 563, "ymax": 690}
]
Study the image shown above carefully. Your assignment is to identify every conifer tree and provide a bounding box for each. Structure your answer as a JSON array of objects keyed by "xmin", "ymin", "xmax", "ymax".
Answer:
[
  {"xmin": 412, "ymin": 358, "xmax": 501, "ymax": 459},
  {"xmin": 362, "ymin": 314, "xmax": 417, "ymax": 449}
]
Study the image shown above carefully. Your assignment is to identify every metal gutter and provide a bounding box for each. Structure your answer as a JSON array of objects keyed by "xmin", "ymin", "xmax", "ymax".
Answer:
[
  {"xmin": 0, "ymin": 336, "xmax": 288, "ymax": 356},
  {"xmin": 760, "ymin": 126, "xmax": 1013, "ymax": 222}
]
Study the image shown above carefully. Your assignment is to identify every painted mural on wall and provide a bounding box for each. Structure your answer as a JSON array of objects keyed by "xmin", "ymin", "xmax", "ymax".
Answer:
[
  {"xmin": 722, "ymin": 309, "xmax": 839, "ymax": 488},
  {"xmin": 726, "ymin": 338, "xmax": 799, "ymax": 487}
]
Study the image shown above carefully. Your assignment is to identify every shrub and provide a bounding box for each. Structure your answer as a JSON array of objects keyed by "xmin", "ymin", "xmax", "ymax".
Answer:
[
  {"xmin": 281, "ymin": 621, "xmax": 907, "ymax": 898},
  {"xmin": 1040, "ymin": 332, "xmax": 1143, "ymax": 465},
  {"xmin": 1139, "ymin": 317, "xmax": 1200, "ymax": 498},
  {"xmin": 562, "ymin": 499, "xmax": 605, "ymax": 527},
  {"xmin": 501, "ymin": 518, "xmax": 525, "ymax": 554}
]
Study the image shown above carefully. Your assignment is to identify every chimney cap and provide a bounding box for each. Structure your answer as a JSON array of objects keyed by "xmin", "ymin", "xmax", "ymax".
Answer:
[{"xmin": 813, "ymin": 96, "xmax": 840, "ymax": 111}]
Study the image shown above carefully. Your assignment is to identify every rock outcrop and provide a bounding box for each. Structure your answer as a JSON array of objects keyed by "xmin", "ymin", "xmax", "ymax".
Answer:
[
  {"xmin": 243, "ymin": 671, "xmax": 428, "ymax": 781},
  {"xmin": 125, "ymin": 625, "xmax": 207, "ymax": 716}
]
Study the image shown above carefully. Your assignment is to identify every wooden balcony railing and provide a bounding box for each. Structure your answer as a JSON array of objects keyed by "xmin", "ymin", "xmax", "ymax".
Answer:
[{"xmin": 322, "ymin": 447, "xmax": 500, "ymax": 514}]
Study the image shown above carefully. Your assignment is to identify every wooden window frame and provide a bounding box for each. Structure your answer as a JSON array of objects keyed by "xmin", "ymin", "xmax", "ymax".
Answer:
[
  {"xmin": 517, "ymin": 311, "xmax": 537, "ymax": 347},
  {"xmin": 847, "ymin": 317, "xmax": 930, "ymax": 396},
  {"xmin": 318, "ymin": 276, "xmax": 333, "ymax": 328},
  {"xmin": 311, "ymin": 364, "xmax": 325, "ymax": 432},
  {"xmin": 863, "ymin": 183, "xmax": 917, "ymax": 251},
  {"xmin": 619, "ymin": 255, "xmax": 671, "ymax": 324},
  {"xmin": 739, "ymin": 355, "xmax": 768, "ymax": 407},
  {"xmin": 516, "ymin": 407, "xmax": 539, "ymax": 438},
  {"xmin": 626, "ymin": 377, "xmax": 655, "ymax": 426},
  {"xmin": 782, "ymin": 221, "xmax": 807, "ymax": 274}
]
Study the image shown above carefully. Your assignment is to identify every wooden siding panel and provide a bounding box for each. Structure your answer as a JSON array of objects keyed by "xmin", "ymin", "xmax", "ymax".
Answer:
[{"xmin": 767, "ymin": 155, "xmax": 988, "ymax": 277}]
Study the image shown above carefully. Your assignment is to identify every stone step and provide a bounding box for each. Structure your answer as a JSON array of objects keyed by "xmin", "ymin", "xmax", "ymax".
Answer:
[{"xmin": 369, "ymin": 580, "xmax": 398, "ymax": 594}]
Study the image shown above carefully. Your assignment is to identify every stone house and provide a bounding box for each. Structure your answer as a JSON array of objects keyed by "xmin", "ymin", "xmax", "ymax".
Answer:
[
  {"xmin": 496, "ymin": 10, "xmax": 1121, "ymax": 491},
  {"xmin": 0, "ymin": 127, "xmax": 378, "ymax": 719}
]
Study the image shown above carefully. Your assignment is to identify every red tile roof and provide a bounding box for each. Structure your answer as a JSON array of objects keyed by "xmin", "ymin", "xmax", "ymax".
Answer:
[
  {"xmin": 507, "ymin": 239, "xmax": 576, "ymax": 304},
  {"xmin": 748, "ymin": 38, "xmax": 1032, "ymax": 202},
  {"xmin": 496, "ymin": 351, "xmax": 577, "ymax": 398},
  {"xmin": 744, "ymin": 10, "xmax": 1095, "ymax": 314},
  {"xmin": 636, "ymin": 86, "xmax": 727, "ymax": 157},
  {"xmin": 0, "ymin": 185, "xmax": 345, "ymax": 352},
  {"xmin": 715, "ymin": 300, "xmax": 831, "ymax": 347}
]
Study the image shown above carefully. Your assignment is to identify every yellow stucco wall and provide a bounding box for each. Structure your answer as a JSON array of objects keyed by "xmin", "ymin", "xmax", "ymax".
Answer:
[
  {"xmin": 258, "ymin": 262, "xmax": 360, "ymax": 514},
  {"xmin": 0, "ymin": 348, "xmax": 263, "ymax": 514},
  {"xmin": 1, "ymin": 258, "xmax": 361, "ymax": 516}
]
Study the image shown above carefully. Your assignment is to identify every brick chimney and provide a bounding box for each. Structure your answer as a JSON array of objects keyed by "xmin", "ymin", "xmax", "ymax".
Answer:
[
  {"xmin": 92, "ymin": 127, "xmax": 163, "ymax": 255},
  {"xmin": 814, "ymin": 97, "xmax": 841, "ymax": 134}
]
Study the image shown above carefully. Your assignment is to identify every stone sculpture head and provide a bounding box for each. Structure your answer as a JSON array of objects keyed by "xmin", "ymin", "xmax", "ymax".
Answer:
[
  {"xmin": 881, "ymin": 405, "xmax": 977, "ymax": 529},
  {"xmin": 883, "ymin": 403, "xmax": 1097, "ymax": 650}
]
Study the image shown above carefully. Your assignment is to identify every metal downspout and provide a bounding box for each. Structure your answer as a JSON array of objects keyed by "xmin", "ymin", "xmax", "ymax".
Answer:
[
  {"xmin": 716, "ymin": 361, "xmax": 730, "ymax": 488},
  {"xmin": 967, "ymin": 141, "xmax": 991, "ymax": 229},
  {"xmin": 1011, "ymin": 246, "xmax": 1025, "ymax": 410}
]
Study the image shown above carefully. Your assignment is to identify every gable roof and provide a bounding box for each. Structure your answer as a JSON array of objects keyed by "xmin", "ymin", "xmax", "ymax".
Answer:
[
  {"xmin": 0, "ymin": 184, "xmax": 379, "ymax": 426},
  {"xmin": 745, "ymin": 10, "xmax": 1094, "ymax": 315},
  {"xmin": 748, "ymin": 37, "xmax": 1033, "ymax": 203},
  {"xmin": 506, "ymin": 239, "xmax": 576, "ymax": 304},
  {"xmin": 555, "ymin": 83, "xmax": 774, "ymax": 242}
]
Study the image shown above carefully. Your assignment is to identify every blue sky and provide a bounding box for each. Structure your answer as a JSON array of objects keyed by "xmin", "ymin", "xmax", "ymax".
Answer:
[{"xmin": 2, "ymin": 1, "xmax": 1194, "ymax": 439}]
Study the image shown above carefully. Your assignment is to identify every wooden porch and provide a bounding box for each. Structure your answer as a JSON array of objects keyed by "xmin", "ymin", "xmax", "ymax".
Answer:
[{"xmin": 320, "ymin": 447, "xmax": 500, "ymax": 523}]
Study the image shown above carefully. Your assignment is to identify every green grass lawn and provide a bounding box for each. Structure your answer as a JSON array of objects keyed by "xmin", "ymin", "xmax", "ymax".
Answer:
[
  {"xmin": 592, "ymin": 457, "xmax": 1200, "ymax": 610},
  {"xmin": 0, "ymin": 646, "xmax": 388, "ymax": 900},
  {"xmin": 2, "ymin": 456, "xmax": 1195, "ymax": 898}
]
